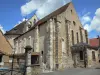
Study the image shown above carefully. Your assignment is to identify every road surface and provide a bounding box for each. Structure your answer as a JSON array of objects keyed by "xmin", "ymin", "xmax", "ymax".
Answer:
[{"xmin": 42, "ymin": 68, "xmax": 100, "ymax": 75}]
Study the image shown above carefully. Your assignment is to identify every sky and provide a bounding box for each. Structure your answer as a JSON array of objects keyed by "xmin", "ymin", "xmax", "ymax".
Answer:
[{"xmin": 0, "ymin": 0, "xmax": 100, "ymax": 38}]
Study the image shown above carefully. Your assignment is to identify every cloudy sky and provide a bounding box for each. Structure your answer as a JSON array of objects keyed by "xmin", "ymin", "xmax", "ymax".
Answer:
[{"xmin": 0, "ymin": 0, "xmax": 100, "ymax": 38}]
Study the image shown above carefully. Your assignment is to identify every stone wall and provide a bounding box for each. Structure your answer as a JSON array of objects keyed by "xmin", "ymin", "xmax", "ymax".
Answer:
[
  {"xmin": 14, "ymin": 29, "xmax": 35, "ymax": 54},
  {"xmin": 13, "ymin": 2, "xmax": 100, "ymax": 72},
  {"xmin": 87, "ymin": 48, "xmax": 99, "ymax": 68}
]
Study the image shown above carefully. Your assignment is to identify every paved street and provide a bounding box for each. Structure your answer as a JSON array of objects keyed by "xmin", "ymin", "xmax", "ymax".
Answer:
[{"xmin": 42, "ymin": 68, "xmax": 100, "ymax": 75}]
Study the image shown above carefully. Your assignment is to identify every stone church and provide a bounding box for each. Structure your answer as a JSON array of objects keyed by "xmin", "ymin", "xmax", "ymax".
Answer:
[{"xmin": 5, "ymin": 2, "xmax": 99, "ymax": 71}]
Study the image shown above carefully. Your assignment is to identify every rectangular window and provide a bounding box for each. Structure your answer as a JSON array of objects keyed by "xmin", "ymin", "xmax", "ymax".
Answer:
[
  {"xmin": 29, "ymin": 36, "xmax": 32, "ymax": 46},
  {"xmin": 24, "ymin": 38, "xmax": 26, "ymax": 47},
  {"xmin": 71, "ymin": 30, "xmax": 74, "ymax": 45},
  {"xmin": 31, "ymin": 55, "xmax": 39, "ymax": 64},
  {"xmin": 19, "ymin": 41, "xmax": 22, "ymax": 53},
  {"xmin": 18, "ymin": 41, "xmax": 20, "ymax": 53},
  {"xmin": 80, "ymin": 51, "xmax": 84, "ymax": 60},
  {"xmin": 80, "ymin": 27, "xmax": 83, "ymax": 42},
  {"xmin": 76, "ymin": 32, "xmax": 79, "ymax": 43},
  {"xmin": 85, "ymin": 30, "xmax": 88, "ymax": 43},
  {"xmin": 34, "ymin": 19, "xmax": 36, "ymax": 24},
  {"xmin": 0, "ymin": 55, "xmax": 2, "ymax": 62},
  {"xmin": 92, "ymin": 51, "xmax": 96, "ymax": 61},
  {"xmin": 16, "ymin": 41, "xmax": 18, "ymax": 53},
  {"xmin": 26, "ymin": 38, "xmax": 30, "ymax": 46}
]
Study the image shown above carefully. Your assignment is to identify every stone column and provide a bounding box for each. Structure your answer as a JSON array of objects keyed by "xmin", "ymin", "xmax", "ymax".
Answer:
[
  {"xmin": 54, "ymin": 17, "xmax": 61, "ymax": 70},
  {"xmin": 34, "ymin": 26, "xmax": 39, "ymax": 52},
  {"xmin": 65, "ymin": 20, "xmax": 73, "ymax": 68},
  {"xmin": 49, "ymin": 19, "xmax": 54, "ymax": 70},
  {"xmin": 54, "ymin": 18, "xmax": 59, "ymax": 70},
  {"xmin": 24, "ymin": 46, "xmax": 32, "ymax": 75},
  {"xmin": 47, "ymin": 19, "xmax": 54, "ymax": 71},
  {"xmin": 56, "ymin": 20, "xmax": 62, "ymax": 69}
]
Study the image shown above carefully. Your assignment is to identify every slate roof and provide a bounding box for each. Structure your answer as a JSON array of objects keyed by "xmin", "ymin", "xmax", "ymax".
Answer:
[
  {"xmin": 14, "ymin": 2, "xmax": 71, "ymax": 40},
  {"xmin": 5, "ymin": 21, "xmax": 27, "ymax": 35}
]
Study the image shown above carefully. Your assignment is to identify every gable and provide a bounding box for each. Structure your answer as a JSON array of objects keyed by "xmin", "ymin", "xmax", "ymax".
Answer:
[
  {"xmin": 65, "ymin": 2, "xmax": 83, "ymax": 28},
  {"xmin": 0, "ymin": 30, "xmax": 12, "ymax": 55}
]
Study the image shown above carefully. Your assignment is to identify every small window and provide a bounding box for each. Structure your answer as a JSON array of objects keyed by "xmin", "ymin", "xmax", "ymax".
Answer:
[
  {"xmin": 71, "ymin": 30, "xmax": 74, "ymax": 45},
  {"xmin": 85, "ymin": 30, "xmax": 88, "ymax": 43},
  {"xmin": 80, "ymin": 27, "xmax": 83, "ymax": 42},
  {"xmin": 31, "ymin": 55, "xmax": 39, "ymax": 64},
  {"xmin": 54, "ymin": 17, "xmax": 57, "ymax": 22},
  {"xmin": 80, "ymin": 51, "xmax": 84, "ymax": 60},
  {"xmin": 76, "ymin": 32, "xmax": 79, "ymax": 43},
  {"xmin": 73, "ymin": 21, "xmax": 76, "ymax": 26},
  {"xmin": 27, "ymin": 21, "xmax": 32, "ymax": 30},
  {"xmin": 92, "ymin": 51, "xmax": 96, "ymax": 61},
  {"xmin": 34, "ymin": 19, "xmax": 36, "ymax": 24},
  {"xmin": 0, "ymin": 55, "xmax": 2, "ymax": 62},
  {"xmin": 33, "ymin": 48, "xmax": 34, "ymax": 52},
  {"xmin": 62, "ymin": 38, "xmax": 64, "ymax": 41},
  {"xmin": 71, "ymin": 10, "xmax": 73, "ymax": 14},
  {"xmin": 29, "ymin": 36, "xmax": 32, "ymax": 46},
  {"xmin": 41, "ymin": 51, "xmax": 43, "ymax": 55},
  {"xmin": 28, "ymin": 25, "xmax": 31, "ymax": 29}
]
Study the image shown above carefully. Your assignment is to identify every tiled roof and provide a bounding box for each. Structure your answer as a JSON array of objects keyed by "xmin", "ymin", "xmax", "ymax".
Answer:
[
  {"xmin": 89, "ymin": 38, "xmax": 99, "ymax": 47},
  {"xmin": 0, "ymin": 30, "xmax": 12, "ymax": 55},
  {"xmin": 5, "ymin": 21, "xmax": 27, "ymax": 35}
]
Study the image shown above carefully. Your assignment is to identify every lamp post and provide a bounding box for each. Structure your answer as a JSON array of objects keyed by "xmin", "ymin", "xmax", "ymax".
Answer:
[{"xmin": 23, "ymin": 45, "xmax": 32, "ymax": 75}]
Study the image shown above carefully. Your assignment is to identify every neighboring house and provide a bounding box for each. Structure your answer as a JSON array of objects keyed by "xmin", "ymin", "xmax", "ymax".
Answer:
[
  {"xmin": 89, "ymin": 38, "xmax": 100, "ymax": 63},
  {"xmin": 0, "ymin": 30, "xmax": 12, "ymax": 68},
  {"xmin": 5, "ymin": 2, "xmax": 99, "ymax": 72},
  {"xmin": 90, "ymin": 38, "xmax": 100, "ymax": 47}
]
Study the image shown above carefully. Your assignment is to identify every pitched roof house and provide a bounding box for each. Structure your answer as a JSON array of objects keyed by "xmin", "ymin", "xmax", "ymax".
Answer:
[
  {"xmin": 0, "ymin": 30, "xmax": 12, "ymax": 54},
  {"xmin": 0, "ymin": 30, "xmax": 12, "ymax": 68},
  {"xmin": 90, "ymin": 38, "xmax": 99, "ymax": 47}
]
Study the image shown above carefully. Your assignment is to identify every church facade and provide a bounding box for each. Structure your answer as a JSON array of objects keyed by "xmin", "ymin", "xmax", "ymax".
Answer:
[{"xmin": 5, "ymin": 2, "xmax": 99, "ymax": 71}]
